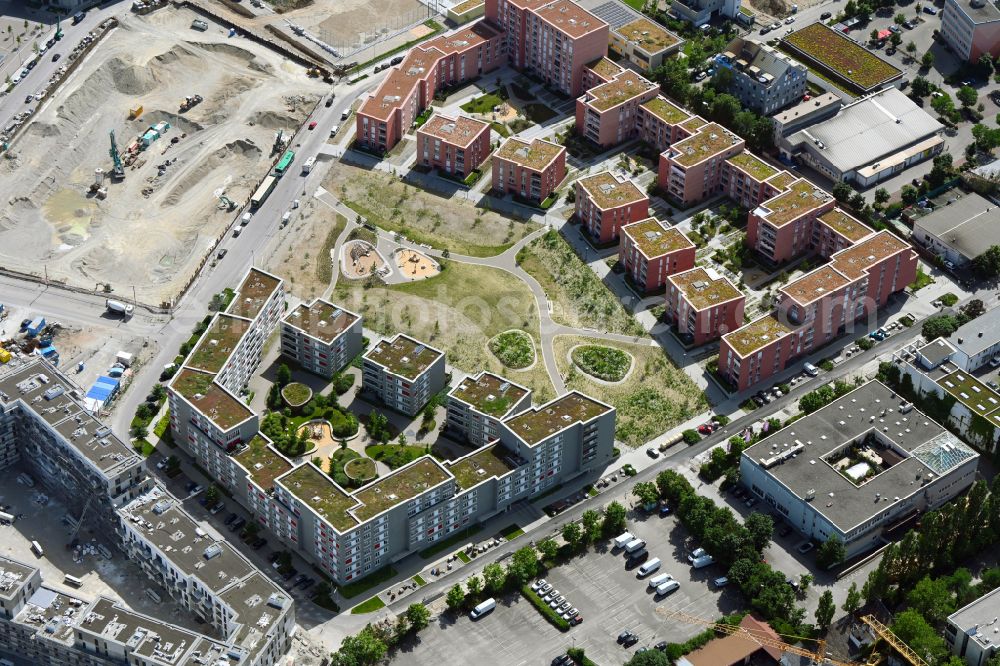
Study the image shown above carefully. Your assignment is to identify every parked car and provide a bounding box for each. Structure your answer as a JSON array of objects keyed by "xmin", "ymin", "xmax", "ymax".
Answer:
[
  {"xmin": 216, "ymin": 248, "xmax": 227, "ymax": 260},
  {"xmin": 797, "ymin": 542, "xmax": 815, "ymax": 554},
  {"xmin": 987, "ymin": 380, "xmax": 1000, "ymax": 391},
  {"xmin": 646, "ymin": 447, "xmax": 660, "ymax": 458},
  {"xmin": 618, "ymin": 631, "xmax": 639, "ymax": 647},
  {"xmin": 210, "ymin": 501, "xmax": 225, "ymax": 514},
  {"xmin": 713, "ymin": 576, "xmax": 729, "ymax": 588},
  {"xmin": 224, "ymin": 512, "xmax": 238, "ymax": 526},
  {"xmin": 697, "ymin": 423, "xmax": 713, "ymax": 435},
  {"xmin": 659, "ymin": 503, "xmax": 671, "ymax": 517},
  {"xmin": 923, "ymin": 5, "xmax": 937, "ymax": 13},
  {"xmin": 548, "ymin": 595, "xmax": 565, "ymax": 609},
  {"xmin": 543, "ymin": 588, "xmax": 559, "ymax": 602},
  {"xmin": 325, "ymin": 97, "xmax": 334, "ymax": 107},
  {"xmin": 625, "ymin": 550, "xmax": 649, "ymax": 569},
  {"xmin": 778, "ymin": 524, "xmax": 793, "ymax": 538},
  {"xmin": 531, "ymin": 578, "xmax": 547, "ymax": 591},
  {"xmin": 803, "ymin": 362, "xmax": 819, "ymax": 377},
  {"xmin": 252, "ymin": 538, "xmax": 267, "ymax": 550},
  {"xmin": 820, "ymin": 11, "xmax": 831, "ymax": 19},
  {"xmin": 759, "ymin": 26, "xmax": 771, "ymax": 35},
  {"xmin": 538, "ymin": 582, "xmax": 553, "ymax": 595},
  {"xmin": 230, "ymin": 518, "xmax": 246, "ymax": 531},
  {"xmin": 390, "ymin": 55, "xmax": 404, "ymax": 66},
  {"xmin": 562, "ymin": 607, "xmax": 579, "ymax": 620},
  {"xmin": 308, "ymin": 121, "xmax": 318, "ymax": 130}
]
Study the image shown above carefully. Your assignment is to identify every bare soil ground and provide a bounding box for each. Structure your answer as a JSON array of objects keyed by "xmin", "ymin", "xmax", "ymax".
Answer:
[
  {"xmin": 0, "ymin": 7, "xmax": 326, "ymax": 304},
  {"xmin": 294, "ymin": 0, "xmax": 426, "ymax": 52},
  {"xmin": 395, "ymin": 248, "xmax": 439, "ymax": 280},
  {"xmin": 263, "ymin": 196, "xmax": 346, "ymax": 300}
]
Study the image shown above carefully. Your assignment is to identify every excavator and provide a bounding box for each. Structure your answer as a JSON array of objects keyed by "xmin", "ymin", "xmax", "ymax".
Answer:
[
  {"xmin": 109, "ymin": 130, "xmax": 125, "ymax": 181},
  {"xmin": 179, "ymin": 95, "xmax": 203, "ymax": 112}
]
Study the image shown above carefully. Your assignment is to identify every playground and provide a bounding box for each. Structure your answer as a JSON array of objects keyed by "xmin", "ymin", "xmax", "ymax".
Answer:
[
  {"xmin": 394, "ymin": 248, "xmax": 440, "ymax": 281},
  {"xmin": 342, "ymin": 239, "xmax": 386, "ymax": 280}
]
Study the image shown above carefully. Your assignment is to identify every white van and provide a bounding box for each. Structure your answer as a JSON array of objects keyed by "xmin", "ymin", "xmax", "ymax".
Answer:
[
  {"xmin": 624, "ymin": 538, "xmax": 646, "ymax": 554},
  {"xmin": 470, "ymin": 598, "xmax": 496, "ymax": 620},
  {"xmin": 803, "ymin": 362, "xmax": 819, "ymax": 377},
  {"xmin": 656, "ymin": 580, "xmax": 680, "ymax": 596},
  {"xmin": 648, "ymin": 573, "xmax": 673, "ymax": 589},
  {"xmin": 691, "ymin": 554, "xmax": 715, "ymax": 569},
  {"xmin": 637, "ymin": 558, "xmax": 661, "ymax": 578},
  {"xmin": 612, "ymin": 532, "xmax": 634, "ymax": 549},
  {"xmin": 30, "ymin": 541, "xmax": 44, "ymax": 557}
]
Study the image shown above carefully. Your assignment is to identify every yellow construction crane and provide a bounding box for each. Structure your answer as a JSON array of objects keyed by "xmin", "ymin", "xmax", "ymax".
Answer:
[{"xmin": 859, "ymin": 615, "xmax": 930, "ymax": 666}]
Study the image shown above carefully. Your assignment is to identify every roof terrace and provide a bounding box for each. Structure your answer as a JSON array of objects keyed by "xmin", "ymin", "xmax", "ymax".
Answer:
[
  {"xmin": 727, "ymin": 151, "xmax": 778, "ymax": 181},
  {"xmin": 669, "ymin": 267, "xmax": 742, "ymax": 310},
  {"xmin": 187, "ymin": 314, "xmax": 251, "ymax": 374},
  {"xmin": 496, "ymin": 137, "xmax": 565, "ymax": 171},
  {"xmin": 641, "ymin": 96, "xmax": 690, "ymax": 125},
  {"xmin": 669, "ymin": 123, "xmax": 743, "ymax": 167},
  {"xmin": 283, "ymin": 299, "xmax": 359, "ymax": 345},
  {"xmin": 584, "ymin": 69, "xmax": 657, "ymax": 112},
  {"xmin": 504, "ymin": 392, "xmax": 610, "ymax": 445},
  {"xmin": 352, "ymin": 457, "xmax": 452, "ymax": 521},
  {"xmin": 364, "ymin": 334, "xmax": 443, "ymax": 381},
  {"xmin": 614, "ymin": 17, "xmax": 680, "ymax": 54},
  {"xmin": 423, "ymin": 21, "xmax": 498, "ymax": 55},
  {"xmin": 226, "ymin": 268, "xmax": 281, "ymax": 320},
  {"xmin": 622, "ymin": 218, "xmax": 694, "ymax": 258},
  {"xmin": 723, "ymin": 314, "xmax": 793, "ymax": 357},
  {"xmin": 781, "ymin": 265, "xmax": 851, "ymax": 305},
  {"xmin": 235, "ymin": 435, "xmax": 293, "ymax": 491},
  {"xmin": 451, "ymin": 372, "xmax": 529, "ymax": 417},
  {"xmin": 577, "ymin": 171, "xmax": 646, "ymax": 210},
  {"xmin": 831, "ymin": 230, "xmax": 909, "ymax": 279},
  {"xmin": 755, "ymin": 178, "xmax": 832, "ymax": 227},
  {"xmin": 419, "ymin": 114, "xmax": 489, "ymax": 147},
  {"xmin": 448, "ymin": 444, "xmax": 519, "ymax": 490},
  {"xmin": 279, "ymin": 464, "xmax": 359, "ymax": 532},
  {"xmin": 817, "ymin": 209, "xmax": 873, "ymax": 243},
  {"xmin": 171, "ymin": 368, "xmax": 253, "ymax": 431}
]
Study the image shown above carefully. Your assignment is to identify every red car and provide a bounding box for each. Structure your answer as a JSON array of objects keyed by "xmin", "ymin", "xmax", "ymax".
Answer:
[
  {"xmin": 697, "ymin": 424, "xmax": 713, "ymax": 435},
  {"xmin": 308, "ymin": 121, "xmax": 317, "ymax": 130}
]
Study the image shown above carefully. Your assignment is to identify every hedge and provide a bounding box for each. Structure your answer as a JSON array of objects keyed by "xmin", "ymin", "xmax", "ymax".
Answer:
[{"xmin": 521, "ymin": 585, "xmax": 570, "ymax": 631}]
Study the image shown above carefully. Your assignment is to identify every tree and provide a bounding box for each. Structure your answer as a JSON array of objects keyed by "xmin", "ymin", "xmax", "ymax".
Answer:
[
  {"xmin": 870, "ymin": 28, "xmax": 880, "ymax": 43},
  {"xmin": 832, "ymin": 180, "xmax": 853, "ymax": 202},
  {"xmin": 507, "ymin": 546, "xmax": 538, "ymax": 585},
  {"xmin": 911, "ymin": 76, "xmax": 931, "ymax": 97},
  {"xmin": 890, "ymin": 32, "xmax": 902, "ymax": 48},
  {"xmin": 581, "ymin": 509, "xmax": 602, "ymax": 544},
  {"xmin": 626, "ymin": 650, "xmax": 670, "ymax": 666},
  {"xmin": 849, "ymin": 192, "xmax": 866, "ymax": 212},
  {"xmin": 815, "ymin": 590, "xmax": 836, "ymax": 631},
  {"xmin": 816, "ymin": 535, "xmax": 846, "ymax": 569},
  {"xmin": 874, "ymin": 187, "xmax": 890, "ymax": 207},
  {"xmin": 973, "ymin": 245, "xmax": 1000, "ymax": 278},
  {"xmin": 537, "ymin": 538, "xmax": 559, "ymax": 562},
  {"xmin": 962, "ymin": 298, "xmax": 986, "ymax": 319},
  {"xmin": 892, "ymin": 609, "xmax": 948, "ymax": 662},
  {"xmin": 446, "ymin": 584, "xmax": 465, "ymax": 611},
  {"xmin": 901, "ymin": 184, "xmax": 919, "ymax": 204},
  {"xmin": 204, "ymin": 485, "xmax": 220, "ymax": 505},
  {"xmin": 958, "ymin": 85, "xmax": 979, "ymax": 109},
  {"xmin": 331, "ymin": 625, "xmax": 388, "ymax": 666},
  {"xmin": 907, "ymin": 575, "xmax": 957, "ymax": 624},
  {"xmin": 906, "ymin": 41, "xmax": 918, "ymax": 57},
  {"xmin": 922, "ymin": 50, "xmax": 935, "ymax": 69},
  {"xmin": 842, "ymin": 582, "xmax": 862, "ymax": 617},
  {"xmin": 894, "ymin": 11, "xmax": 906, "ymax": 23},
  {"xmin": 633, "ymin": 481, "xmax": 659, "ymax": 507},
  {"xmin": 928, "ymin": 153, "xmax": 955, "ymax": 187},
  {"xmin": 745, "ymin": 512, "xmax": 774, "ymax": 552},
  {"xmin": 483, "ymin": 563, "xmax": 506, "ymax": 594},
  {"xmin": 979, "ymin": 52, "xmax": 995, "ymax": 77},
  {"xmin": 465, "ymin": 574, "xmax": 483, "ymax": 600},
  {"xmin": 276, "ymin": 363, "xmax": 292, "ymax": 387},
  {"xmin": 922, "ymin": 314, "xmax": 960, "ymax": 340},
  {"xmin": 562, "ymin": 522, "xmax": 583, "ymax": 551},
  {"xmin": 602, "ymin": 501, "xmax": 627, "ymax": 536},
  {"xmin": 405, "ymin": 603, "xmax": 430, "ymax": 632}
]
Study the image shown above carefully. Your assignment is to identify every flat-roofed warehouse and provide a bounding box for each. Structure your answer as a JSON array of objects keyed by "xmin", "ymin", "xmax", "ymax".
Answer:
[
  {"xmin": 779, "ymin": 88, "xmax": 944, "ymax": 188},
  {"xmin": 740, "ymin": 380, "xmax": 979, "ymax": 558},
  {"xmin": 911, "ymin": 191, "xmax": 1000, "ymax": 268}
]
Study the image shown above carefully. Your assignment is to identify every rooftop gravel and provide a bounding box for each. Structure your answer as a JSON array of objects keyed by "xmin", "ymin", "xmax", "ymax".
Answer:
[
  {"xmin": 622, "ymin": 218, "xmax": 694, "ymax": 258},
  {"xmin": 727, "ymin": 151, "xmax": 778, "ymax": 181},
  {"xmin": 496, "ymin": 137, "xmax": 565, "ymax": 171},
  {"xmin": 448, "ymin": 445, "xmax": 518, "ymax": 490},
  {"xmin": 669, "ymin": 267, "xmax": 742, "ymax": 310}
]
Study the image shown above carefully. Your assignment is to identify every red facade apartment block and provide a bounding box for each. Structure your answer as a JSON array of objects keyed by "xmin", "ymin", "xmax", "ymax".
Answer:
[
  {"xmin": 492, "ymin": 137, "xmax": 566, "ymax": 202},
  {"xmin": 416, "ymin": 114, "xmax": 491, "ymax": 177},
  {"xmin": 665, "ymin": 267, "xmax": 745, "ymax": 346},
  {"xmin": 619, "ymin": 218, "xmax": 696, "ymax": 292},
  {"xmin": 575, "ymin": 171, "xmax": 648, "ymax": 243},
  {"xmin": 657, "ymin": 122, "xmax": 745, "ymax": 206}
]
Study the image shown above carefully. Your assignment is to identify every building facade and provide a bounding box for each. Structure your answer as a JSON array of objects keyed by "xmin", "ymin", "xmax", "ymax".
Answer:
[
  {"xmin": 714, "ymin": 39, "xmax": 807, "ymax": 114},
  {"xmin": 575, "ymin": 171, "xmax": 649, "ymax": 244},
  {"xmin": 446, "ymin": 371, "xmax": 533, "ymax": 447},
  {"xmin": 665, "ymin": 267, "xmax": 746, "ymax": 345},
  {"xmin": 941, "ymin": 0, "xmax": 1000, "ymax": 62},
  {"xmin": 745, "ymin": 178, "xmax": 837, "ymax": 265},
  {"xmin": 575, "ymin": 69, "xmax": 659, "ymax": 148},
  {"xmin": 416, "ymin": 114, "xmax": 492, "ymax": 178},
  {"xmin": 657, "ymin": 123, "xmax": 745, "ymax": 206},
  {"xmin": 618, "ymin": 217, "xmax": 696, "ymax": 293},
  {"xmin": 281, "ymin": 299, "xmax": 363, "ymax": 379},
  {"xmin": 492, "ymin": 137, "xmax": 567, "ymax": 202},
  {"xmin": 946, "ymin": 587, "xmax": 1000, "ymax": 665},
  {"xmin": 608, "ymin": 17, "xmax": 682, "ymax": 71},
  {"xmin": 362, "ymin": 334, "xmax": 447, "ymax": 417}
]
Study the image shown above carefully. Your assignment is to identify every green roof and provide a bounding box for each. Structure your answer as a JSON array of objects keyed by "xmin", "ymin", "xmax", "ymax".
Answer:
[
  {"xmin": 187, "ymin": 314, "xmax": 251, "ymax": 374},
  {"xmin": 938, "ymin": 370, "xmax": 1000, "ymax": 417},
  {"xmin": 723, "ymin": 314, "xmax": 793, "ymax": 357},
  {"xmin": 450, "ymin": 372, "xmax": 529, "ymax": 417},
  {"xmin": 641, "ymin": 96, "xmax": 690, "ymax": 125},
  {"xmin": 171, "ymin": 368, "xmax": 253, "ymax": 431},
  {"xmin": 280, "ymin": 464, "xmax": 359, "ymax": 532},
  {"xmin": 448, "ymin": 445, "xmax": 518, "ymax": 490},
  {"xmin": 727, "ymin": 152, "xmax": 778, "ymax": 181},
  {"xmin": 235, "ymin": 435, "xmax": 292, "ymax": 491},
  {"xmin": 352, "ymin": 457, "xmax": 452, "ymax": 521},
  {"xmin": 783, "ymin": 22, "xmax": 902, "ymax": 92},
  {"xmin": 365, "ymin": 335, "xmax": 442, "ymax": 381},
  {"xmin": 504, "ymin": 392, "xmax": 610, "ymax": 445}
]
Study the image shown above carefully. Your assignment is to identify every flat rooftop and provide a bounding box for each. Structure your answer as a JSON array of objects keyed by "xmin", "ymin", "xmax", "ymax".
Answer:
[
  {"xmin": 423, "ymin": 21, "xmax": 498, "ymax": 55},
  {"xmin": 743, "ymin": 380, "xmax": 978, "ymax": 533},
  {"xmin": 0, "ymin": 555, "xmax": 35, "ymax": 602},
  {"xmin": 0, "ymin": 359, "xmax": 140, "ymax": 474},
  {"xmin": 954, "ymin": 0, "xmax": 1000, "ymax": 23},
  {"xmin": 781, "ymin": 264, "xmax": 851, "ymax": 306},
  {"xmin": 669, "ymin": 267, "xmax": 743, "ymax": 310},
  {"xmin": 948, "ymin": 588, "xmax": 1000, "ymax": 656},
  {"xmin": 360, "ymin": 46, "xmax": 441, "ymax": 121},
  {"xmin": 282, "ymin": 299, "xmax": 359, "ymax": 345},
  {"xmin": 680, "ymin": 116, "xmax": 706, "ymax": 132},
  {"xmin": 447, "ymin": 444, "xmax": 519, "ymax": 491},
  {"xmin": 496, "ymin": 137, "xmax": 565, "ymax": 172},
  {"xmin": 364, "ymin": 334, "xmax": 442, "ymax": 381},
  {"xmin": 187, "ymin": 314, "xmax": 251, "ymax": 374},
  {"xmin": 278, "ymin": 464, "xmax": 358, "ymax": 532},
  {"xmin": 504, "ymin": 392, "xmax": 610, "ymax": 445},
  {"xmin": 766, "ymin": 171, "xmax": 797, "ymax": 191},
  {"xmin": 723, "ymin": 313, "xmax": 793, "ymax": 357},
  {"xmin": 450, "ymin": 371, "xmax": 529, "ymax": 417},
  {"xmin": 830, "ymin": 230, "xmax": 910, "ymax": 279},
  {"xmin": 219, "ymin": 570, "xmax": 290, "ymax": 654},
  {"xmin": 622, "ymin": 217, "xmax": 694, "ymax": 258},
  {"xmin": 418, "ymin": 114, "xmax": 490, "ymax": 147},
  {"xmin": 226, "ymin": 268, "xmax": 281, "ymax": 320},
  {"xmin": 784, "ymin": 22, "xmax": 902, "ymax": 91},
  {"xmin": 577, "ymin": 171, "xmax": 646, "ymax": 209},
  {"xmin": 817, "ymin": 208, "xmax": 873, "ymax": 243},
  {"xmin": 755, "ymin": 178, "xmax": 832, "ymax": 227},
  {"xmin": 669, "ymin": 123, "xmax": 742, "ymax": 167},
  {"xmin": 584, "ymin": 69, "xmax": 656, "ymax": 112},
  {"xmin": 235, "ymin": 435, "xmax": 293, "ymax": 492},
  {"xmin": 913, "ymin": 191, "xmax": 1000, "ymax": 261},
  {"xmin": 451, "ymin": 0, "xmax": 485, "ymax": 13},
  {"xmin": 614, "ymin": 16, "xmax": 680, "ymax": 53},
  {"xmin": 352, "ymin": 457, "xmax": 452, "ymax": 521},
  {"xmin": 171, "ymin": 368, "xmax": 253, "ymax": 431},
  {"xmin": 640, "ymin": 96, "xmax": 690, "ymax": 125},
  {"xmin": 937, "ymin": 369, "xmax": 1000, "ymax": 417},
  {"xmin": 587, "ymin": 56, "xmax": 626, "ymax": 81},
  {"xmin": 16, "ymin": 586, "xmax": 91, "ymax": 645},
  {"xmin": 726, "ymin": 151, "xmax": 778, "ymax": 181},
  {"xmin": 535, "ymin": 0, "xmax": 607, "ymax": 38}
]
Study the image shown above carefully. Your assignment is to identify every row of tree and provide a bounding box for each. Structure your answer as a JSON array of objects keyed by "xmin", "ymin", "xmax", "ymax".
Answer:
[{"xmin": 330, "ymin": 603, "xmax": 431, "ymax": 666}]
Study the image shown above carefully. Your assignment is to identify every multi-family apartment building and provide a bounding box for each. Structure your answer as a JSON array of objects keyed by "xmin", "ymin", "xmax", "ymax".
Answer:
[
  {"xmin": 281, "ymin": 299, "xmax": 363, "ymax": 379},
  {"xmin": 665, "ymin": 267, "xmax": 746, "ymax": 345},
  {"xmin": 745, "ymin": 178, "xmax": 836, "ymax": 265},
  {"xmin": 356, "ymin": 22, "xmax": 503, "ymax": 153},
  {"xmin": 720, "ymin": 152, "xmax": 796, "ymax": 211},
  {"xmin": 492, "ymin": 137, "xmax": 567, "ymax": 202},
  {"xmin": 719, "ymin": 231, "xmax": 916, "ymax": 391},
  {"xmin": 941, "ymin": 0, "xmax": 1000, "ymax": 62},
  {"xmin": 575, "ymin": 171, "xmax": 649, "ymax": 243},
  {"xmin": 580, "ymin": 56, "xmax": 626, "ymax": 90},
  {"xmin": 618, "ymin": 217, "xmax": 696, "ymax": 292},
  {"xmin": 446, "ymin": 371, "xmax": 533, "ymax": 447},
  {"xmin": 714, "ymin": 38, "xmax": 807, "ymax": 114},
  {"xmin": 657, "ymin": 122, "xmax": 745, "ymax": 206},
  {"xmin": 635, "ymin": 96, "xmax": 696, "ymax": 153},
  {"xmin": 416, "ymin": 114, "xmax": 492, "ymax": 178},
  {"xmin": 362, "ymin": 334, "xmax": 447, "ymax": 417},
  {"xmin": 576, "ymin": 68, "xmax": 659, "ymax": 148},
  {"xmin": 608, "ymin": 17, "xmax": 683, "ymax": 71}
]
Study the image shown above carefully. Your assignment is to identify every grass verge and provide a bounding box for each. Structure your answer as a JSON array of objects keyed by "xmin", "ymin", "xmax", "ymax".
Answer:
[
  {"xmin": 351, "ymin": 596, "xmax": 386, "ymax": 614},
  {"xmin": 316, "ymin": 214, "xmax": 346, "ymax": 285},
  {"xmin": 419, "ymin": 525, "xmax": 481, "ymax": 559},
  {"xmin": 521, "ymin": 585, "xmax": 570, "ymax": 631},
  {"xmin": 500, "ymin": 524, "xmax": 524, "ymax": 540},
  {"xmin": 457, "ymin": 550, "xmax": 471, "ymax": 564},
  {"xmin": 413, "ymin": 575, "xmax": 427, "ymax": 586},
  {"xmin": 338, "ymin": 566, "xmax": 398, "ymax": 599}
]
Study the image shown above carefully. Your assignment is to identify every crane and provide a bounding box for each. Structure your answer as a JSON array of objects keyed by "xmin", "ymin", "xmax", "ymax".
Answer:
[
  {"xmin": 655, "ymin": 607, "xmax": 878, "ymax": 666},
  {"xmin": 859, "ymin": 615, "xmax": 930, "ymax": 666},
  {"xmin": 109, "ymin": 130, "xmax": 125, "ymax": 180}
]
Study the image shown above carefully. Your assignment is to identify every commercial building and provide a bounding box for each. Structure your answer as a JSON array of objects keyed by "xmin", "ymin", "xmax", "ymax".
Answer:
[
  {"xmin": 356, "ymin": 22, "xmax": 504, "ymax": 153},
  {"xmin": 575, "ymin": 171, "xmax": 649, "ymax": 243},
  {"xmin": 619, "ymin": 217, "xmax": 696, "ymax": 292},
  {"xmin": 940, "ymin": 0, "xmax": 1000, "ymax": 62},
  {"xmin": 779, "ymin": 88, "xmax": 944, "ymax": 187},
  {"xmin": 492, "ymin": 137, "xmax": 567, "ymax": 202},
  {"xmin": 946, "ymin": 587, "xmax": 1000, "ymax": 665},
  {"xmin": 770, "ymin": 92, "xmax": 843, "ymax": 141},
  {"xmin": 665, "ymin": 267, "xmax": 746, "ymax": 345},
  {"xmin": 280, "ymin": 299, "xmax": 363, "ymax": 379},
  {"xmin": 668, "ymin": 0, "xmax": 742, "ymax": 27},
  {"xmin": 446, "ymin": 371, "xmax": 533, "ymax": 447},
  {"xmin": 715, "ymin": 38, "xmax": 808, "ymax": 115},
  {"xmin": 608, "ymin": 17, "xmax": 683, "ymax": 70},
  {"xmin": 658, "ymin": 122, "xmax": 745, "ymax": 206},
  {"xmin": 576, "ymin": 68, "xmax": 659, "ymax": 148},
  {"xmin": 416, "ymin": 114, "xmax": 492, "ymax": 178},
  {"xmin": 911, "ymin": 191, "xmax": 1000, "ymax": 268},
  {"xmin": 362, "ymin": 334, "xmax": 447, "ymax": 417},
  {"xmin": 740, "ymin": 380, "xmax": 979, "ymax": 559},
  {"xmin": 746, "ymin": 178, "xmax": 837, "ymax": 265}
]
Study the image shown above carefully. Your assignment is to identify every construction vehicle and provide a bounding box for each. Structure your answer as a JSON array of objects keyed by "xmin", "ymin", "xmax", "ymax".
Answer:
[
  {"xmin": 109, "ymin": 130, "xmax": 125, "ymax": 180},
  {"xmin": 179, "ymin": 95, "xmax": 203, "ymax": 112},
  {"xmin": 128, "ymin": 105, "xmax": 143, "ymax": 120},
  {"xmin": 272, "ymin": 129, "xmax": 288, "ymax": 155},
  {"xmin": 105, "ymin": 299, "xmax": 134, "ymax": 318},
  {"xmin": 217, "ymin": 194, "xmax": 236, "ymax": 211},
  {"xmin": 655, "ymin": 608, "xmax": 922, "ymax": 666}
]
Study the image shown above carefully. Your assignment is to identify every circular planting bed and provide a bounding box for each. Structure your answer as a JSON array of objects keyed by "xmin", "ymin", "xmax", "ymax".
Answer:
[
  {"xmin": 281, "ymin": 382, "xmax": 313, "ymax": 410},
  {"xmin": 344, "ymin": 456, "xmax": 378, "ymax": 484},
  {"xmin": 488, "ymin": 330, "xmax": 536, "ymax": 369},
  {"xmin": 570, "ymin": 344, "xmax": 633, "ymax": 383}
]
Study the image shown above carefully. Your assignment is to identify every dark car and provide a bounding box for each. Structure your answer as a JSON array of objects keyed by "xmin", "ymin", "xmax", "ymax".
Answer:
[
  {"xmin": 282, "ymin": 569, "xmax": 297, "ymax": 581},
  {"xmin": 552, "ymin": 656, "xmax": 572, "ymax": 666},
  {"xmin": 390, "ymin": 55, "xmax": 404, "ymax": 66},
  {"xmin": 252, "ymin": 538, "xmax": 267, "ymax": 550},
  {"xmin": 230, "ymin": 518, "xmax": 246, "ymax": 531},
  {"xmin": 300, "ymin": 577, "xmax": 316, "ymax": 590},
  {"xmin": 655, "ymin": 641, "xmax": 668, "ymax": 651},
  {"xmin": 820, "ymin": 11, "xmax": 831, "ymax": 19},
  {"xmin": 216, "ymin": 248, "xmax": 227, "ymax": 260},
  {"xmin": 625, "ymin": 550, "xmax": 649, "ymax": 570},
  {"xmin": 618, "ymin": 630, "xmax": 636, "ymax": 644},
  {"xmin": 622, "ymin": 634, "xmax": 640, "ymax": 648},
  {"xmin": 224, "ymin": 512, "xmax": 238, "ymax": 526},
  {"xmin": 659, "ymin": 503, "xmax": 671, "ymax": 517},
  {"xmin": 325, "ymin": 97, "xmax": 334, "ymax": 107}
]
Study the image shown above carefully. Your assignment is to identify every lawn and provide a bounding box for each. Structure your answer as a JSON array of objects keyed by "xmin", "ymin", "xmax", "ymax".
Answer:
[
  {"xmin": 338, "ymin": 566, "xmax": 398, "ymax": 599},
  {"xmin": 517, "ymin": 230, "xmax": 647, "ymax": 336},
  {"xmin": 783, "ymin": 23, "xmax": 901, "ymax": 91},
  {"xmin": 553, "ymin": 335, "xmax": 707, "ymax": 447},
  {"xmin": 525, "ymin": 103, "xmax": 558, "ymax": 123},
  {"xmin": 413, "ymin": 575, "xmax": 427, "ymax": 586},
  {"xmin": 489, "ymin": 330, "xmax": 536, "ymax": 369},
  {"xmin": 491, "ymin": 121, "xmax": 511, "ymax": 138},
  {"xmin": 419, "ymin": 525, "xmax": 482, "ymax": 559},
  {"xmin": 325, "ymin": 164, "xmax": 539, "ymax": 257},
  {"xmin": 281, "ymin": 382, "xmax": 312, "ymax": 407},
  {"xmin": 365, "ymin": 444, "xmax": 428, "ymax": 470},
  {"xmin": 316, "ymin": 214, "xmax": 347, "ymax": 286},
  {"xmin": 910, "ymin": 265, "xmax": 934, "ymax": 291},
  {"xmin": 571, "ymin": 345, "xmax": 632, "ymax": 382},
  {"xmin": 333, "ymin": 261, "xmax": 554, "ymax": 401},
  {"xmin": 499, "ymin": 524, "xmax": 524, "ymax": 540},
  {"xmin": 351, "ymin": 596, "xmax": 386, "ymax": 614},
  {"xmin": 461, "ymin": 89, "xmax": 505, "ymax": 114}
]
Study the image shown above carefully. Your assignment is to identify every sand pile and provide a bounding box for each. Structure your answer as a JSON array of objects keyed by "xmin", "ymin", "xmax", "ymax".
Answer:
[
  {"xmin": 248, "ymin": 110, "xmax": 291, "ymax": 129},
  {"xmin": 160, "ymin": 138, "xmax": 261, "ymax": 208}
]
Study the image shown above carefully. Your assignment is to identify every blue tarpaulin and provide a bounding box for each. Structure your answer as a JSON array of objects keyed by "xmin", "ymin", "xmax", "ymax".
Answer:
[{"xmin": 85, "ymin": 375, "xmax": 119, "ymax": 404}]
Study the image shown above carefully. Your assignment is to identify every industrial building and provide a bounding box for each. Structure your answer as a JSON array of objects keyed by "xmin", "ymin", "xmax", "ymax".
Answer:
[
  {"xmin": 946, "ymin": 586, "xmax": 1000, "ymax": 665},
  {"xmin": 740, "ymin": 380, "xmax": 979, "ymax": 559},
  {"xmin": 280, "ymin": 299, "xmax": 363, "ymax": 379},
  {"xmin": 910, "ymin": 191, "xmax": 1000, "ymax": 268}
]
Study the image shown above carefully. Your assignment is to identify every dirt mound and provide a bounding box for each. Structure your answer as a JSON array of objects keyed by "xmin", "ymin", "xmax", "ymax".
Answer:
[
  {"xmin": 160, "ymin": 138, "xmax": 261, "ymax": 208},
  {"xmin": 190, "ymin": 41, "xmax": 258, "ymax": 64},
  {"xmin": 144, "ymin": 109, "xmax": 204, "ymax": 134},
  {"xmin": 106, "ymin": 56, "xmax": 161, "ymax": 95},
  {"xmin": 248, "ymin": 110, "xmax": 294, "ymax": 129},
  {"xmin": 22, "ymin": 122, "xmax": 61, "ymax": 139}
]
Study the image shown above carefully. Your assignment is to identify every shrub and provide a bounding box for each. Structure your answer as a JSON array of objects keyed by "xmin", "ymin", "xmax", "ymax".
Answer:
[
  {"xmin": 571, "ymin": 345, "xmax": 631, "ymax": 381},
  {"xmin": 488, "ymin": 330, "xmax": 535, "ymax": 369},
  {"xmin": 682, "ymin": 429, "xmax": 701, "ymax": 445},
  {"xmin": 333, "ymin": 373, "xmax": 355, "ymax": 395},
  {"xmin": 521, "ymin": 585, "xmax": 570, "ymax": 631}
]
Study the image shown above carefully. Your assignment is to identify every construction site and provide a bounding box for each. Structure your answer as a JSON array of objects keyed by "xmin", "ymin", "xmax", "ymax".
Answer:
[{"xmin": 0, "ymin": 6, "xmax": 327, "ymax": 305}]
